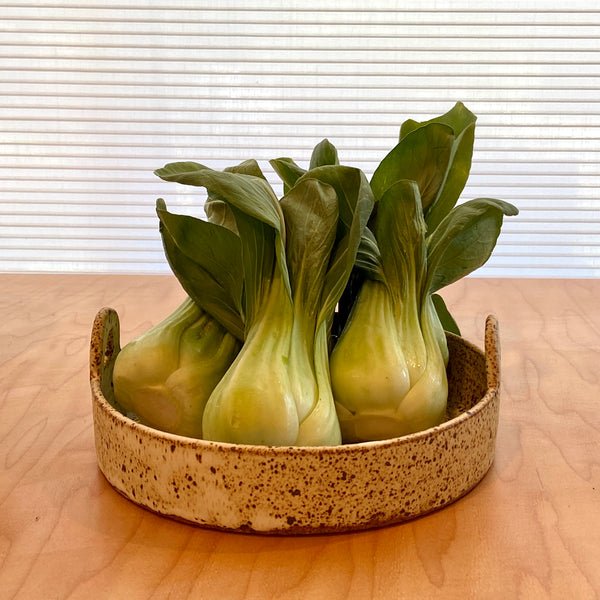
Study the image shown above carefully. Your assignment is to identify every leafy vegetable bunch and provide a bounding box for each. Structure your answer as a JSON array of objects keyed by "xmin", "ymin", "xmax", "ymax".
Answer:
[{"xmin": 112, "ymin": 102, "xmax": 518, "ymax": 446}]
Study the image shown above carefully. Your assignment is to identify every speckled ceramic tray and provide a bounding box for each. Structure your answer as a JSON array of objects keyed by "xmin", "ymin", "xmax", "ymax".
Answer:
[{"xmin": 90, "ymin": 308, "xmax": 500, "ymax": 535}]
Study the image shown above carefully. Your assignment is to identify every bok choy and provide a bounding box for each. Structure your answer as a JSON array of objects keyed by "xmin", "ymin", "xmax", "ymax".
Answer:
[
  {"xmin": 112, "ymin": 297, "xmax": 241, "ymax": 438},
  {"xmin": 329, "ymin": 102, "xmax": 518, "ymax": 442},
  {"xmin": 154, "ymin": 161, "xmax": 373, "ymax": 445},
  {"xmin": 111, "ymin": 176, "xmax": 247, "ymax": 436},
  {"xmin": 112, "ymin": 101, "xmax": 517, "ymax": 447}
]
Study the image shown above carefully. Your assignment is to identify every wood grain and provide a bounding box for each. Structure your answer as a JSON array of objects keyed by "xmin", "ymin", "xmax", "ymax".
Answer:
[{"xmin": 1, "ymin": 274, "xmax": 599, "ymax": 599}]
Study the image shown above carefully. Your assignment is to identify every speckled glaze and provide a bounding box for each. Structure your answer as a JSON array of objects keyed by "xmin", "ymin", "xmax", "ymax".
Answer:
[{"xmin": 90, "ymin": 308, "xmax": 501, "ymax": 535}]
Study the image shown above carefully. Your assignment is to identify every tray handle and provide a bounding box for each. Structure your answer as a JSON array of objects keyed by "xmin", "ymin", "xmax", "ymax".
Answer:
[
  {"xmin": 484, "ymin": 314, "xmax": 500, "ymax": 394},
  {"xmin": 90, "ymin": 307, "xmax": 121, "ymax": 403}
]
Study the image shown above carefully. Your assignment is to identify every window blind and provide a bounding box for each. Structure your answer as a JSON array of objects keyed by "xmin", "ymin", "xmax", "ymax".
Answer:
[{"xmin": 1, "ymin": 0, "xmax": 599, "ymax": 277}]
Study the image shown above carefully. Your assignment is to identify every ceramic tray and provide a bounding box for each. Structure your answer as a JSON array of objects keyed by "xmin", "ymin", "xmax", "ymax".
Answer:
[{"xmin": 90, "ymin": 308, "xmax": 500, "ymax": 535}]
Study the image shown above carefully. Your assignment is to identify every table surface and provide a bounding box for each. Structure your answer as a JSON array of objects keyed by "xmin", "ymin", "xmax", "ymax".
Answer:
[{"xmin": 1, "ymin": 274, "xmax": 599, "ymax": 600}]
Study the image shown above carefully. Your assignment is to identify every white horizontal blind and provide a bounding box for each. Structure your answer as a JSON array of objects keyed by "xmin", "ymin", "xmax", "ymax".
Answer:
[{"xmin": 1, "ymin": 0, "xmax": 599, "ymax": 277}]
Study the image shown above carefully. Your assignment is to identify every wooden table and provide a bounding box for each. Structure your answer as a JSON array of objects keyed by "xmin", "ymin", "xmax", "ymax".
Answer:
[{"xmin": 1, "ymin": 274, "xmax": 598, "ymax": 599}]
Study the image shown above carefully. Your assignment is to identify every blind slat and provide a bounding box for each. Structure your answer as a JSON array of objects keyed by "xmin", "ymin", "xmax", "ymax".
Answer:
[{"xmin": 1, "ymin": 2, "xmax": 599, "ymax": 277}]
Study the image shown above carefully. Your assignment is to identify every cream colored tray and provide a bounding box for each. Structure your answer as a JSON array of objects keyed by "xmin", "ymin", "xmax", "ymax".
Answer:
[{"xmin": 90, "ymin": 308, "xmax": 500, "ymax": 535}]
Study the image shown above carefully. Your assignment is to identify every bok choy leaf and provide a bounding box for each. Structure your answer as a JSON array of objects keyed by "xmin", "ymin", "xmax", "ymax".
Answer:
[{"xmin": 156, "ymin": 198, "xmax": 245, "ymax": 341}]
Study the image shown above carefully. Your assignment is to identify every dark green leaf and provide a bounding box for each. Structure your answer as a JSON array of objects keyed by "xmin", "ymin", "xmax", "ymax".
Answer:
[
  {"xmin": 156, "ymin": 199, "xmax": 245, "ymax": 340},
  {"xmin": 431, "ymin": 293, "xmax": 461, "ymax": 335},
  {"xmin": 426, "ymin": 198, "xmax": 519, "ymax": 294},
  {"xmin": 205, "ymin": 160, "xmax": 266, "ymax": 232},
  {"xmin": 295, "ymin": 166, "xmax": 375, "ymax": 327},
  {"xmin": 375, "ymin": 180, "xmax": 427, "ymax": 304},
  {"xmin": 155, "ymin": 163, "xmax": 282, "ymax": 232},
  {"xmin": 228, "ymin": 204, "xmax": 278, "ymax": 332},
  {"xmin": 400, "ymin": 101, "xmax": 476, "ymax": 141},
  {"xmin": 155, "ymin": 163, "xmax": 292, "ymax": 328},
  {"xmin": 353, "ymin": 227, "xmax": 383, "ymax": 280},
  {"xmin": 370, "ymin": 123, "xmax": 455, "ymax": 214},
  {"xmin": 269, "ymin": 157, "xmax": 306, "ymax": 194},
  {"xmin": 155, "ymin": 161, "xmax": 209, "ymax": 181},
  {"xmin": 309, "ymin": 139, "xmax": 339, "ymax": 169},
  {"xmin": 280, "ymin": 178, "xmax": 338, "ymax": 321},
  {"xmin": 424, "ymin": 123, "xmax": 475, "ymax": 234},
  {"xmin": 399, "ymin": 103, "xmax": 478, "ymax": 234},
  {"xmin": 297, "ymin": 165, "xmax": 373, "ymax": 235},
  {"xmin": 204, "ymin": 199, "xmax": 238, "ymax": 233},
  {"xmin": 224, "ymin": 159, "xmax": 267, "ymax": 179}
]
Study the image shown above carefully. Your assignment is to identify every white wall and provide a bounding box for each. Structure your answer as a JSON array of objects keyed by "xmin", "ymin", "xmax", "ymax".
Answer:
[{"xmin": 1, "ymin": 0, "xmax": 599, "ymax": 277}]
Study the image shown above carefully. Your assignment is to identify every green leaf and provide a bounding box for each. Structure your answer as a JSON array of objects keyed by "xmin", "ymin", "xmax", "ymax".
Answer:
[
  {"xmin": 375, "ymin": 180, "xmax": 427, "ymax": 304},
  {"xmin": 309, "ymin": 139, "xmax": 339, "ymax": 169},
  {"xmin": 228, "ymin": 203, "xmax": 278, "ymax": 332},
  {"xmin": 370, "ymin": 123, "xmax": 455, "ymax": 214},
  {"xmin": 280, "ymin": 178, "xmax": 338, "ymax": 321},
  {"xmin": 204, "ymin": 198, "xmax": 238, "ymax": 233},
  {"xmin": 400, "ymin": 101, "xmax": 476, "ymax": 141},
  {"xmin": 155, "ymin": 160, "xmax": 210, "ymax": 181},
  {"xmin": 426, "ymin": 198, "xmax": 519, "ymax": 294},
  {"xmin": 269, "ymin": 157, "xmax": 307, "ymax": 194},
  {"xmin": 296, "ymin": 165, "xmax": 372, "ymax": 236},
  {"xmin": 295, "ymin": 165, "xmax": 376, "ymax": 327},
  {"xmin": 424, "ymin": 123, "xmax": 475, "ymax": 234},
  {"xmin": 157, "ymin": 162, "xmax": 287, "ymax": 272},
  {"xmin": 353, "ymin": 227, "xmax": 383, "ymax": 279},
  {"xmin": 155, "ymin": 163, "xmax": 282, "ymax": 232},
  {"xmin": 156, "ymin": 199, "xmax": 245, "ymax": 341},
  {"xmin": 204, "ymin": 160, "xmax": 266, "ymax": 232},
  {"xmin": 400, "ymin": 102, "xmax": 478, "ymax": 234},
  {"xmin": 155, "ymin": 162, "xmax": 292, "ymax": 328},
  {"xmin": 224, "ymin": 159, "xmax": 267, "ymax": 179},
  {"xmin": 271, "ymin": 139, "xmax": 339, "ymax": 194},
  {"xmin": 431, "ymin": 293, "xmax": 461, "ymax": 335}
]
